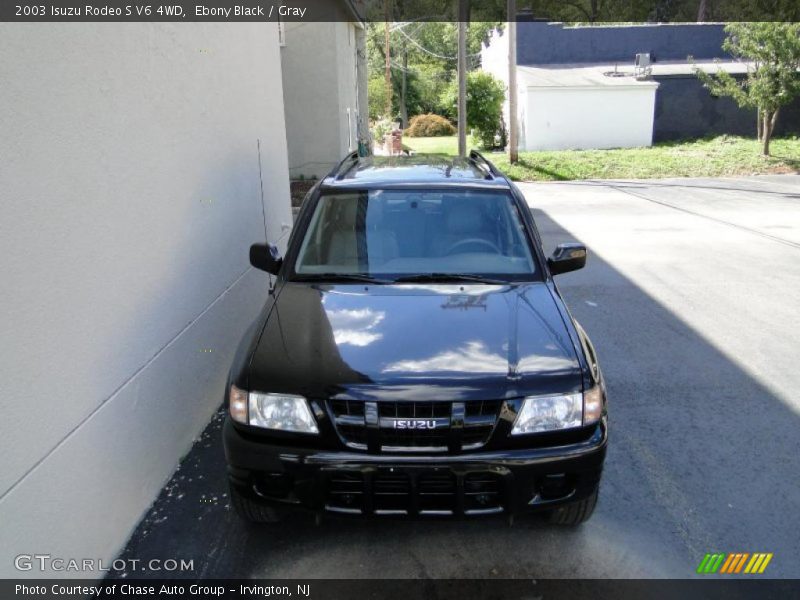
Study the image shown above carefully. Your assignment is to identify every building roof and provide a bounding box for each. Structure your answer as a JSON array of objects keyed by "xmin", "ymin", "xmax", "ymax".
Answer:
[{"xmin": 516, "ymin": 60, "xmax": 750, "ymax": 90}]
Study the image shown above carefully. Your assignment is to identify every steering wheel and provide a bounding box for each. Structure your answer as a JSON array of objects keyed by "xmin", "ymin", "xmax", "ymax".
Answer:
[{"xmin": 444, "ymin": 238, "xmax": 501, "ymax": 256}]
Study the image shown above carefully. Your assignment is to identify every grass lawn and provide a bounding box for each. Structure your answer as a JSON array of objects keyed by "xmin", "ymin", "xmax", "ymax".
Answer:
[
  {"xmin": 403, "ymin": 135, "xmax": 800, "ymax": 181},
  {"xmin": 403, "ymin": 135, "xmax": 463, "ymax": 155}
]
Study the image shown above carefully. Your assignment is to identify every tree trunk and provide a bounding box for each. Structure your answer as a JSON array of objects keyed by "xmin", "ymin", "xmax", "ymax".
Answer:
[
  {"xmin": 756, "ymin": 108, "xmax": 762, "ymax": 141},
  {"xmin": 762, "ymin": 108, "xmax": 779, "ymax": 156},
  {"xmin": 400, "ymin": 44, "xmax": 408, "ymax": 129},
  {"xmin": 383, "ymin": 8, "xmax": 392, "ymax": 118},
  {"xmin": 508, "ymin": 0, "xmax": 518, "ymax": 163},
  {"xmin": 697, "ymin": 0, "xmax": 709, "ymax": 21},
  {"xmin": 457, "ymin": 3, "xmax": 468, "ymax": 158}
]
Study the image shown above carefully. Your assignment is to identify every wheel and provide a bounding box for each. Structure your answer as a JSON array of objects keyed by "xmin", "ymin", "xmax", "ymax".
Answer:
[
  {"xmin": 229, "ymin": 483, "xmax": 281, "ymax": 523},
  {"xmin": 548, "ymin": 487, "xmax": 598, "ymax": 526}
]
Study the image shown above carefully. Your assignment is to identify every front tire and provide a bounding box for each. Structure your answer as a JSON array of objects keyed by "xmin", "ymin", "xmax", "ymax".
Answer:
[
  {"xmin": 229, "ymin": 483, "xmax": 281, "ymax": 523},
  {"xmin": 548, "ymin": 487, "xmax": 598, "ymax": 526}
]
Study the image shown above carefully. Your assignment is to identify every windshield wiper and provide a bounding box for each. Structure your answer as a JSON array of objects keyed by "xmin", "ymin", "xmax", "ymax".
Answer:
[
  {"xmin": 392, "ymin": 273, "xmax": 512, "ymax": 285},
  {"xmin": 293, "ymin": 273, "xmax": 394, "ymax": 284}
]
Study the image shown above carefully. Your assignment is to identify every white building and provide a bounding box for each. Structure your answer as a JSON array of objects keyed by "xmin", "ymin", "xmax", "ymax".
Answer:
[
  {"xmin": 482, "ymin": 28, "xmax": 659, "ymax": 151},
  {"xmin": 280, "ymin": 1, "xmax": 368, "ymax": 179},
  {"xmin": 481, "ymin": 23, "xmax": 762, "ymax": 151},
  {"xmin": 0, "ymin": 23, "xmax": 292, "ymax": 577}
]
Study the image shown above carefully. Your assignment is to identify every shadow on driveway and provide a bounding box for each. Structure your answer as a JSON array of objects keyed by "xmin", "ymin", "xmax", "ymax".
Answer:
[{"xmin": 111, "ymin": 205, "xmax": 800, "ymax": 579}]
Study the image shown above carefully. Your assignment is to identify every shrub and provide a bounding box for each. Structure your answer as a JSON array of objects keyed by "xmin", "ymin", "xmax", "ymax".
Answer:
[
  {"xmin": 405, "ymin": 113, "xmax": 456, "ymax": 137},
  {"xmin": 442, "ymin": 71, "xmax": 506, "ymax": 149},
  {"xmin": 370, "ymin": 117, "xmax": 394, "ymax": 143}
]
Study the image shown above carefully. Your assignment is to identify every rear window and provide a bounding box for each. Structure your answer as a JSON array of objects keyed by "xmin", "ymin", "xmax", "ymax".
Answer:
[{"xmin": 293, "ymin": 189, "xmax": 537, "ymax": 280}]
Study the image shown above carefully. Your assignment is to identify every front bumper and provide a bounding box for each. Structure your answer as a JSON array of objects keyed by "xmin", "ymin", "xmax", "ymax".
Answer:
[{"xmin": 224, "ymin": 417, "xmax": 607, "ymax": 517}]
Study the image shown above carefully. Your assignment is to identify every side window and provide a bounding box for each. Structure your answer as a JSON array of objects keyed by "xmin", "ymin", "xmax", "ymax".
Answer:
[{"xmin": 296, "ymin": 195, "xmax": 362, "ymax": 270}]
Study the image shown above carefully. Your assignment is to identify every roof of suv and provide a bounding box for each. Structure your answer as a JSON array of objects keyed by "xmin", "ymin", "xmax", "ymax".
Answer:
[{"xmin": 322, "ymin": 153, "xmax": 512, "ymax": 190}]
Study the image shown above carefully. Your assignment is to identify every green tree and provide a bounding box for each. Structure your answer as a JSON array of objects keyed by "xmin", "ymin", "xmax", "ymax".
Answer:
[
  {"xmin": 368, "ymin": 76, "xmax": 389, "ymax": 121},
  {"xmin": 688, "ymin": 0, "xmax": 800, "ymax": 21},
  {"xmin": 443, "ymin": 71, "xmax": 506, "ymax": 149},
  {"xmin": 695, "ymin": 23, "xmax": 800, "ymax": 155},
  {"xmin": 366, "ymin": 20, "xmax": 501, "ymax": 125}
]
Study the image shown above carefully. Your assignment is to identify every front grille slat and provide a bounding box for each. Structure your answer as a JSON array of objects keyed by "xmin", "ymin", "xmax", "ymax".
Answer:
[
  {"xmin": 329, "ymin": 399, "xmax": 502, "ymax": 452},
  {"xmin": 325, "ymin": 469, "xmax": 505, "ymax": 515}
]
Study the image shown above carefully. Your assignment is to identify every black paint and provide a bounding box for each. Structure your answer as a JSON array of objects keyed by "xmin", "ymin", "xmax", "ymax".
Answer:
[
  {"xmin": 653, "ymin": 75, "xmax": 800, "ymax": 142},
  {"xmin": 516, "ymin": 22, "xmax": 729, "ymax": 66}
]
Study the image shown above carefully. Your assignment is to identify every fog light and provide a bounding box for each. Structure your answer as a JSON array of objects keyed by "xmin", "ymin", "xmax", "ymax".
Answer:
[
  {"xmin": 539, "ymin": 473, "xmax": 569, "ymax": 500},
  {"xmin": 254, "ymin": 473, "xmax": 292, "ymax": 499}
]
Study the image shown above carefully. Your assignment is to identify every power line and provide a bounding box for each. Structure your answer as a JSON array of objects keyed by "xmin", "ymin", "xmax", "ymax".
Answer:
[{"xmin": 393, "ymin": 26, "xmax": 482, "ymax": 61}]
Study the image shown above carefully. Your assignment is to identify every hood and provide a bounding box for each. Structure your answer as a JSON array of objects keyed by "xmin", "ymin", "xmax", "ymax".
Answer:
[{"xmin": 248, "ymin": 282, "xmax": 583, "ymax": 401}]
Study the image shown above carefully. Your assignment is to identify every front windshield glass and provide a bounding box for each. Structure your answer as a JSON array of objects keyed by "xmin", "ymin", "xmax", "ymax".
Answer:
[{"xmin": 293, "ymin": 189, "xmax": 536, "ymax": 280}]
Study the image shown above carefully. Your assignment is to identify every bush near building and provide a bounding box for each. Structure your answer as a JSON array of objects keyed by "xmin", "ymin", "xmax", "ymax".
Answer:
[
  {"xmin": 443, "ymin": 71, "xmax": 506, "ymax": 149},
  {"xmin": 405, "ymin": 113, "xmax": 456, "ymax": 137}
]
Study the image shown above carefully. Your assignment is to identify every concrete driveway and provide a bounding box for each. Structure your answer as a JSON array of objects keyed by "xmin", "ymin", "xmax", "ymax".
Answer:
[{"xmin": 113, "ymin": 175, "xmax": 800, "ymax": 579}]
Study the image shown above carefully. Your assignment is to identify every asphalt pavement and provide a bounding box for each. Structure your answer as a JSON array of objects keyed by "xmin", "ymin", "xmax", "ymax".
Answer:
[{"xmin": 114, "ymin": 175, "xmax": 800, "ymax": 579}]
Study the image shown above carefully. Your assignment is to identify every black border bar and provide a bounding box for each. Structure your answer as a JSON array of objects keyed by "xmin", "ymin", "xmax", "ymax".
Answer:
[
  {"xmin": 3, "ymin": 579, "xmax": 800, "ymax": 600},
  {"xmin": 2, "ymin": 0, "xmax": 799, "ymax": 23}
]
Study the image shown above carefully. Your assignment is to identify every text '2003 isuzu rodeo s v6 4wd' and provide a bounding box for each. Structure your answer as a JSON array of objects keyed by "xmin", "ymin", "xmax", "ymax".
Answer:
[{"xmin": 223, "ymin": 151, "xmax": 607, "ymax": 526}]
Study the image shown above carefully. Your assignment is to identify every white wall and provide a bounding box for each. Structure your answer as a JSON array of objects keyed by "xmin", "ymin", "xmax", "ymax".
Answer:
[
  {"xmin": 0, "ymin": 23, "xmax": 292, "ymax": 577},
  {"xmin": 521, "ymin": 85, "xmax": 658, "ymax": 151},
  {"xmin": 334, "ymin": 21, "xmax": 361, "ymax": 155},
  {"xmin": 281, "ymin": 21, "xmax": 341, "ymax": 179},
  {"xmin": 480, "ymin": 28, "xmax": 511, "ymax": 125},
  {"xmin": 480, "ymin": 28, "xmax": 517, "ymax": 149},
  {"xmin": 281, "ymin": 13, "xmax": 362, "ymax": 179}
]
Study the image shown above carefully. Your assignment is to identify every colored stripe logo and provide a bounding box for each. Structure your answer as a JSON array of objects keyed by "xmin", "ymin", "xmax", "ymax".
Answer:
[{"xmin": 697, "ymin": 552, "xmax": 773, "ymax": 574}]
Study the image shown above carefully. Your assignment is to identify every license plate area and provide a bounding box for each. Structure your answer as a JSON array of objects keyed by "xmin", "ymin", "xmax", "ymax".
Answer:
[{"xmin": 321, "ymin": 465, "xmax": 510, "ymax": 516}]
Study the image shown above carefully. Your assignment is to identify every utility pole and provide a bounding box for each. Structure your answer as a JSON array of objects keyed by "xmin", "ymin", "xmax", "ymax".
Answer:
[
  {"xmin": 384, "ymin": 0, "xmax": 392, "ymax": 118},
  {"xmin": 457, "ymin": 0, "xmax": 469, "ymax": 157},
  {"xmin": 508, "ymin": 0, "xmax": 518, "ymax": 163}
]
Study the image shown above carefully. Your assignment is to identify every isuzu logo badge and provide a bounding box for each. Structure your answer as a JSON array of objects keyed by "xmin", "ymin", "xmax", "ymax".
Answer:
[{"xmin": 394, "ymin": 419, "xmax": 438, "ymax": 429}]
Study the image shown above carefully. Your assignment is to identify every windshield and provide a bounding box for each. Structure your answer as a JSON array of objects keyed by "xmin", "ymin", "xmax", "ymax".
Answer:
[{"xmin": 293, "ymin": 189, "xmax": 537, "ymax": 281}]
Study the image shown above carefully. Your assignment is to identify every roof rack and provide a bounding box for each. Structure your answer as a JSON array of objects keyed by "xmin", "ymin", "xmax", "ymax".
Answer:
[
  {"xmin": 332, "ymin": 150, "xmax": 360, "ymax": 180},
  {"xmin": 469, "ymin": 150, "xmax": 501, "ymax": 178}
]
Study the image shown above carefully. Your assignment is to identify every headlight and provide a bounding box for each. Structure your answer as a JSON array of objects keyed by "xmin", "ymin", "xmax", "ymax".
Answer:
[
  {"xmin": 248, "ymin": 392, "xmax": 319, "ymax": 434},
  {"xmin": 511, "ymin": 386, "xmax": 602, "ymax": 435}
]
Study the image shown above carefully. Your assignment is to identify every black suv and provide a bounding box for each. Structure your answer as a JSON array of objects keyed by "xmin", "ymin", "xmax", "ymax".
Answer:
[{"xmin": 224, "ymin": 152, "xmax": 607, "ymax": 525}]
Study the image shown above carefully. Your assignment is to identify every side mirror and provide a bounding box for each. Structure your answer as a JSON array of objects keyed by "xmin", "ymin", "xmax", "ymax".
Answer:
[
  {"xmin": 548, "ymin": 243, "xmax": 587, "ymax": 276},
  {"xmin": 250, "ymin": 243, "xmax": 282, "ymax": 275}
]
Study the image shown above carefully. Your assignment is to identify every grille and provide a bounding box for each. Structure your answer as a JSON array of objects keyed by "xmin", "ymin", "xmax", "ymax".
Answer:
[
  {"xmin": 324, "ymin": 469, "xmax": 505, "ymax": 515},
  {"xmin": 380, "ymin": 428, "xmax": 450, "ymax": 449},
  {"xmin": 328, "ymin": 400, "xmax": 502, "ymax": 452},
  {"xmin": 378, "ymin": 401, "xmax": 451, "ymax": 419},
  {"xmin": 418, "ymin": 471, "xmax": 457, "ymax": 513}
]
